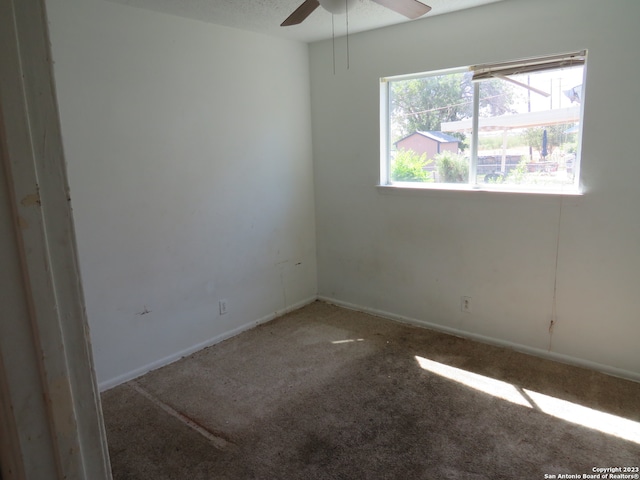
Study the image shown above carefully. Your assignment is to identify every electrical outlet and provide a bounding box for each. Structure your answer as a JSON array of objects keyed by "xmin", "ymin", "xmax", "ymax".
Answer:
[
  {"xmin": 461, "ymin": 296, "xmax": 472, "ymax": 313},
  {"xmin": 219, "ymin": 300, "xmax": 228, "ymax": 315}
]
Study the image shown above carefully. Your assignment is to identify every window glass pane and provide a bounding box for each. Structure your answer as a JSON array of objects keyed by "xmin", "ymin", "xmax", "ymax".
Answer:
[
  {"xmin": 472, "ymin": 66, "xmax": 583, "ymax": 189},
  {"xmin": 388, "ymin": 71, "xmax": 472, "ymax": 185},
  {"xmin": 384, "ymin": 59, "xmax": 584, "ymax": 192}
]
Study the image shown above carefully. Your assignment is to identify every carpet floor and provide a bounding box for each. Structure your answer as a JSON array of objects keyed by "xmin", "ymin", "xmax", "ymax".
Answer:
[{"xmin": 102, "ymin": 301, "xmax": 640, "ymax": 479}]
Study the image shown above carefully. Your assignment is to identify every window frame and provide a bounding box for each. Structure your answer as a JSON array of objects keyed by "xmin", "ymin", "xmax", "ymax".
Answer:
[{"xmin": 380, "ymin": 52, "xmax": 587, "ymax": 195}]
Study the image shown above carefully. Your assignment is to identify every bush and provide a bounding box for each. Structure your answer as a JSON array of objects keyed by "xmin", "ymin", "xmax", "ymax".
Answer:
[
  {"xmin": 435, "ymin": 151, "xmax": 468, "ymax": 183},
  {"xmin": 506, "ymin": 159, "xmax": 528, "ymax": 184},
  {"xmin": 390, "ymin": 149, "xmax": 432, "ymax": 182}
]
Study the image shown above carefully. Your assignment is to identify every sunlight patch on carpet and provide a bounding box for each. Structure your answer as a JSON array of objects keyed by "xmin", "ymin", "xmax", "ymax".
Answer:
[
  {"xmin": 415, "ymin": 356, "xmax": 640, "ymax": 445},
  {"xmin": 414, "ymin": 356, "xmax": 532, "ymax": 407},
  {"xmin": 522, "ymin": 388, "xmax": 640, "ymax": 444}
]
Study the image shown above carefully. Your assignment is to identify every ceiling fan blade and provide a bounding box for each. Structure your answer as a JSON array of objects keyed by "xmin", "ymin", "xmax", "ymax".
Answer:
[
  {"xmin": 371, "ymin": 0, "xmax": 431, "ymax": 19},
  {"xmin": 281, "ymin": 0, "xmax": 321, "ymax": 26}
]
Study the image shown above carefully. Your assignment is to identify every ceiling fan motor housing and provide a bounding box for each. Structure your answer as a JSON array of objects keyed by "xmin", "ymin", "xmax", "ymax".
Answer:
[
  {"xmin": 319, "ymin": 0, "xmax": 359, "ymax": 15},
  {"xmin": 281, "ymin": 0, "xmax": 432, "ymax": 27}
]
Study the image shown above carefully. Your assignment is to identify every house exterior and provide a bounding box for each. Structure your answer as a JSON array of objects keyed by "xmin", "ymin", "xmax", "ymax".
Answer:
[{"xmin": 395, "ymin": 130, "xmax": 459, "ymax": 159}]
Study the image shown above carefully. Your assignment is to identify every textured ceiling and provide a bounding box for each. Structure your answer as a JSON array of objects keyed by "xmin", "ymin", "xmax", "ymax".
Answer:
[{"xmin": 106, "ymin": 0, "xmax": 507, "ymax": 43}]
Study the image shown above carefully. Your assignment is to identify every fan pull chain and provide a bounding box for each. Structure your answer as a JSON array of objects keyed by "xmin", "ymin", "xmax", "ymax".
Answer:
[
  {"xmin": 332, "ymin": 14, "xmax": 336, "ymax": 75},
  {"xmin": 331, "ymin": 1, "xmax": 351, "ymax": 74},
  {"xmin": 346, "ymin": 0, "xmax": 350, "ymax": 69}
]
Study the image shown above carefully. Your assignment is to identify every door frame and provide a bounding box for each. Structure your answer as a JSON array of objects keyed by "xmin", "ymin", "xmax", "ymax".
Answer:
[{"xmin": 0, "ymin": 0, "xmax": 111, "ymax": 477}]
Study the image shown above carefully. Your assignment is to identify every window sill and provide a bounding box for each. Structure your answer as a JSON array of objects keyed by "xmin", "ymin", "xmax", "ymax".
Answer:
[{"xmin": 376, "ymin": 183, "xmax": 583, "ymax": 197}]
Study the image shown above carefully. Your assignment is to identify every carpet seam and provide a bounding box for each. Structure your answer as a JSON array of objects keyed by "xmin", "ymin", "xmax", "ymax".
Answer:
[{"xmin": 128, "ymin": 381, "xmax": 234, "ymax": 451}]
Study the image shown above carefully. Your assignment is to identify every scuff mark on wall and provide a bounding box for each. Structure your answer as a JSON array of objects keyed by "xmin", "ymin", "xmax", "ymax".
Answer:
[
  {"xmin": 18, "ymin": 216, "xmax": 29, "ymax": 229},
  {"xmin": 136, "ymin": 306, "xmax": 151, "ymax": 316}
]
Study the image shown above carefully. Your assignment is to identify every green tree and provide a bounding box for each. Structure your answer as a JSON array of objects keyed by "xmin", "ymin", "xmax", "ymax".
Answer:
[
  {"xmin": 391, "ymin": 149, "xmax": 433, "ymax": 182},
  {"xmin": 390, "ymin": 72, "xmax": 514, "ymax": 144},
  {"xmin": 521, "ymin": 127, "xmax": 544, "ymax": 153},
  {"xmin": 435, "ymin": 151, "xmax": 468, "ymax": 183},
  {"xmin": 521, "ymin": 124, "xmax": 577, "ymax": 157}
]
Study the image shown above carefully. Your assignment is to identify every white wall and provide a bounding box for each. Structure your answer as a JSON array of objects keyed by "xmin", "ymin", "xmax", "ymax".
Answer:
[
  {"xmin": 310, "ymin": 0, "xmax": 640, "ymax": 379},
  {"xmin": 46, "ymin": 0, "xmax": 317, "ymax": 388}
]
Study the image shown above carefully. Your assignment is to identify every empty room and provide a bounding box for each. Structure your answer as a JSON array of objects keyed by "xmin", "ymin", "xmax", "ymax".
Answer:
[{"xmin": 2, "ymin": 0, "xmax": 639, "ymax": 478}]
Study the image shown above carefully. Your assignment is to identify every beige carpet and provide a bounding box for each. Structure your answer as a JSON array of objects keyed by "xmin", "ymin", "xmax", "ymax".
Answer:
[{"xmin": 102, "ymin": 301, "xmax": 640, "ymax": 479}]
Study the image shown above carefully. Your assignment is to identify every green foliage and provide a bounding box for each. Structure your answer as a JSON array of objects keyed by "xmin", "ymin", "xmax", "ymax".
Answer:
[
  {"xmin": 478, "ymin": 134, "xmax": 524, "ymax": 150},
  {"xmin": 390, "ymin": 72, "xmax": 514, "ymax": 143},
  {"xmin": 505, "ymin": 158, "xmax": 528, "ymax": 184},
  {"xmin": 521, "ymin": 124, "xmax": 577, "ymax": 156},
  {"xmin": 521, "ymin": 127, "xmax": 543, "ymax": 152},
  {"xmin": 478, "ymin": 79, "xmax": 517, "ymax": 117},
  {"xmin": 484, "ymin": 157, "xmax": 529, "ymax": 185},
  {"xmin": 390, "ymin": 73, "xmax": 468, "ymax": 140},
  {"xmin": 390, "ymin": 149, "xmax": 433, "ymax": 182},
  {"xmin": 435, "ymin": 151, "xmax": 468, "ymax": 183}
]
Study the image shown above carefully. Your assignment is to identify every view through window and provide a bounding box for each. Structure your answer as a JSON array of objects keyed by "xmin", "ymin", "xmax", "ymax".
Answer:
[{"xmin": 382, "ymin": 52, "xmax": 586, "ymax": 193}]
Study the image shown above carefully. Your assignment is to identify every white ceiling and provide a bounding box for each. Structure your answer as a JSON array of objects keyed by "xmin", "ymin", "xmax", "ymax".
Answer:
[{"xmin": 106, "ymin": 0, "xmax": 507, "ymax": 43}]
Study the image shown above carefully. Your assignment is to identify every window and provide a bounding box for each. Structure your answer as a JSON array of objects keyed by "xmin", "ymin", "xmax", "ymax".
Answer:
[{"xmin": 380, "ymin": 51, "xmax": 586, "ymax": 193}]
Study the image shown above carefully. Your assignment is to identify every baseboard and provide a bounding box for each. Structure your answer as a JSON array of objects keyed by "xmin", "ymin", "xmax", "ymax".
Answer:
[
  {"xmin": 318, "ymin": 296, "xmax": 640, "ymax": 384},
  {"xmin": 98, "ymin": 296, "xmax": 317, "ymax": 391},
  {"xmin": 100, "ymin": 294, "xmax": 639, "ymax": 391}
]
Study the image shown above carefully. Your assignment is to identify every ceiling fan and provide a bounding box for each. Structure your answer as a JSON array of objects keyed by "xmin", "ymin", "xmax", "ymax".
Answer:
[{"xmin": 281, "ymin": 0, "xmax": 432, "ymax": 27}]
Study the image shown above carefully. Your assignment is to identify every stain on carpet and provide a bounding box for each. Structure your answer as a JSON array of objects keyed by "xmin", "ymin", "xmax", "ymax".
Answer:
[{"xmin": 102, "ymin": 301, "xmax": 640, "ymax": 479}]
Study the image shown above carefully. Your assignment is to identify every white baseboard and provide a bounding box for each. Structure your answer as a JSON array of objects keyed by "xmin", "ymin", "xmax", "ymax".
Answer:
[
  {"xmin": 318, "ymin": 295, "xmax": 640, "ymax": 384},
  {"xmin": 98, "ymin": 296, "xmax": 317, "ymax": 391},
  {"xmin": 100, "ymin": 294, "xmax": 639, "ymax": 391}
]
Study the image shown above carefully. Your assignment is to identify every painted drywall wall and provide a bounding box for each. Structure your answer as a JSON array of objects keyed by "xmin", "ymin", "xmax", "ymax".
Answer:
[
  {"xmin": 45, "ymin": 0, "xmax": 317, "ymax": 387},
  {"xmin": 310, "ymin": 0, "xmax": 640, "ymax": 379}
]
